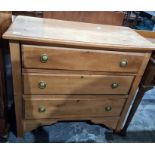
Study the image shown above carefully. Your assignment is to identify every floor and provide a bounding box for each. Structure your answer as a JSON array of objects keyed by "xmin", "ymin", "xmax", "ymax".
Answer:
[{"xmin": 4, "ymin": 88, "xmax": 155, "ymax": 143}]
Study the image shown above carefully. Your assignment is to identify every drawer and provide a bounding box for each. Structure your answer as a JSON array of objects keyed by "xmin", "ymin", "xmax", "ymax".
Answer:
[
  {"xmin": 22, "ymin": 45, "xmax": 144, "ymax": 73},
  {"xmin": 23, "ymin": 95, "xmax": 126, "ymax": 119},
  {"xmin": 23, "ymin": 73, "xmax": 134, "ymax": 95}
]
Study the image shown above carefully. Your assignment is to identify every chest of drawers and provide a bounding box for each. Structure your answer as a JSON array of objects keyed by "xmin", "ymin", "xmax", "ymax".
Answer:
[{"xmin": 3, "ymin": 16, "xmax": 155, "ymax": 137}]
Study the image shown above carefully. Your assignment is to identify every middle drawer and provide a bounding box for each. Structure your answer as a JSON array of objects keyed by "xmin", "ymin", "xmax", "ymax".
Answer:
[{"xmin": 23, "ymin": 73, "xmax": 134, "ymax": 95}]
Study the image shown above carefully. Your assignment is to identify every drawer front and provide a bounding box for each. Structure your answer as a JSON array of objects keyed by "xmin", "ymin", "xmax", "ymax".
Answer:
[
  {"xmin": 23, "ymin": 95, "xmax": 126, "ymax": 119},
  {"xmin": 22, "ymin": 45, "xmax": 144, "ymax": 73},
  {"xmin": 23, "ymin": 73, "xmax": 134, "ymax": 95}
]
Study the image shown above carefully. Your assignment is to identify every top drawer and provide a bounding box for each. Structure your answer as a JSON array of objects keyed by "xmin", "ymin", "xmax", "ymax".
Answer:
[{"xmin": 22, "ymin": 45, "xmax": 145, "ymax": 73}]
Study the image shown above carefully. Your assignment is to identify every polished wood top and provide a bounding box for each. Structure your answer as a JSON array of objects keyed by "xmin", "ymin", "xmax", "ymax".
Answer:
[{"xmin": 3, "ymin": 16, "xmax": 155, "ymax": 51}]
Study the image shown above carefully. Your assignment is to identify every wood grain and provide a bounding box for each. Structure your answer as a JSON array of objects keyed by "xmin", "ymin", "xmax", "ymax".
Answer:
[
  {"xmin": 43, "ymin": 11, "xmax": 124, "ymax": 26},
  {"xmin": 136, "ymin": 30, "xmax": 155, "ymax": 40},
  {"xmin": 23, "ymin": 95, "xmax": 126, "ymax": 119},
  {"xmin": 3, "ymin": 16, "xmax": 155, "ymax": 51},
  {"xmin": 120, "ymin": 31, "xmax": 155, "ymax": 133},
  {"xmin": 22, "ymin": 44, "xmax": 145, "ymax": 73},
  {"xmin": 141, "ymin": 54, "xmax": 155, "ymax": 85},
  {"xmin": 0, "ymin": 11, "xmax": 12, "ymax": 36},
  {"xmin": 23, "ymin": 68, "xmax": 137, "ymax": 76},
  {"xmin": 116, "ymin": 52, "xmax": 151, "ymax": 131},
  {"xmin": 5, "ymin": 16, "xmax": 153, "ymax": 137},
  {"xmin": 23, "ymin": 116, "xmax": 120, "ymax": 132},
  {"xmin": 9, "ymin": 42, "xmax": 23, "ymax": 137},
  {"xmin": 135, "ymin": 30, "xmax": 155, "ymax": 45},
  {"xmin": 23, "ymin": 73, "xmax": 134, "ymax": 95},
  {"xmin": 134, "ymin": 30, "xmax": 155, "ymax": 85}
]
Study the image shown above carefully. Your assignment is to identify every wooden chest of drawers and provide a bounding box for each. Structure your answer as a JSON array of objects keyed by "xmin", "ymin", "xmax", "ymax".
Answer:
[{"xmin": 3, "ymin": 16, "xmax": 155, "ymax": 137}]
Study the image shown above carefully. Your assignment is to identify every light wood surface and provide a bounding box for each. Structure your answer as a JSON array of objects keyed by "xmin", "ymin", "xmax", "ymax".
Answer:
[
  {"xmin": 3, "ymin": 16, "xmax": 155, "ymax": 51},
  {"xmin": 23, "ymin": 73, "xmax": 134, "ymax": 95},
  {"xmin": 24, "ymin": 95, "xmax": 126, "ymax": 119},
  {"xmin": 22, "ymin": 44, "xmax": 145, "ymax": 73}
]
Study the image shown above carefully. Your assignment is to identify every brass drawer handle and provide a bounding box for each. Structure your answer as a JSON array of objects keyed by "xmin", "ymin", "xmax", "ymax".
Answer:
[
  {"xmin": 111, "ymin": 83, "xmax": 119, "ymax": 89},
  {"xmin": 40, "ymin": 54, "xmax": 48, "ymax": 63},
  {"xmin": 120, "ymin": 59, "xmax": 128, "ymax": 67},
  {"xmin": 105, "ymin": 106, "xmax": 112, "ymax": 112},
  {"xmin": 38, "ymin": 81, "xmax": 46, "ymax": 89},
  {"xmin": 38, "ymin": 106, "xmax": 46, "ymax": 113}
]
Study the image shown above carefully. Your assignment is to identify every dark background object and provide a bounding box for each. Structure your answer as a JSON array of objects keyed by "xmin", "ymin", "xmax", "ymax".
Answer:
[
  {"xmin": 0, "ymin": 12, "xmax": 12, "ymax": 141},
  {"xmin": 123, "ymin": 11, "xmax": 155, "ymax": 31}
]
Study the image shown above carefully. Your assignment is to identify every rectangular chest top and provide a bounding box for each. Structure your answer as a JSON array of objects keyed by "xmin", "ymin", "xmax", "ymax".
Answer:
[{"xmin": 3, "ymin": 15, "xmax": 155, "ymax": 51}]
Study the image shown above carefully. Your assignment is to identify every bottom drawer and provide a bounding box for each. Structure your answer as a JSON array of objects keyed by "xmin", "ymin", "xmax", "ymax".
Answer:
[{"xmin": 23, "ymin": 95, "xmax": 126, "ymax": 119}]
